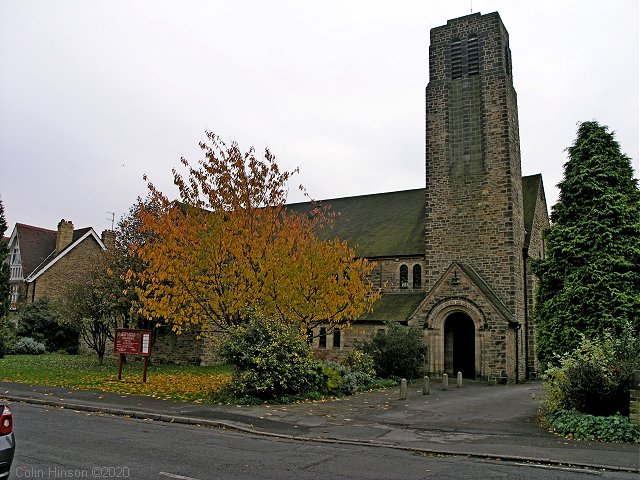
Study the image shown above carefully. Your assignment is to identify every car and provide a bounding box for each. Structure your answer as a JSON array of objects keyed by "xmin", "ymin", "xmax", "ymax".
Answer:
[{"xmin": 0, "ymin": 404, "xmax": 14, "ymax": 479}]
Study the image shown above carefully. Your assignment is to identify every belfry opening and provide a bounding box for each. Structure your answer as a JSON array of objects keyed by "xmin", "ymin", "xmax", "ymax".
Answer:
[{"xmin": 443, "ymin": 312, "xmax": 475, "ymax": 378}]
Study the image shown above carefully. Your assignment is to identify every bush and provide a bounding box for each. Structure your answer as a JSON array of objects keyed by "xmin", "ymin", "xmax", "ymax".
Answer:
[
  {"xmin": 546, "ymin": 410, "xmax": 640, "ymax": 444},
  {"xmin": 542, "ymin": 322, "xmax": 640, "ymax": 416},
  {"xmin": 359, "ymin": 321, "xmax": 428, "ymax": 379},
  {"xmin": 12, "ymin": 337, "xmax": 47, "ymax": 355},
  {"xmin": 343, "ymin": 350, "xmax": 376, "ymax": 377},
  {"xmin": 319, "ymin": 360, "xmax": 376, "ymax": 395},
  {"xmin": 218, "ymin": 315, "xmax": 316, "ymax": 400},
  {"xmin": 14, "ymin": 299, "xmax": 78, "ymax": 353},
  {"xmin": 318, "ymin": 362, "xmax": 346, "ymax": 395}
]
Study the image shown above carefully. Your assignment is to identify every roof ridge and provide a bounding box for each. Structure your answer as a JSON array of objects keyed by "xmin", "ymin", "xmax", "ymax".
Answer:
[
  {"xmin": 287, "ymin": 187, "xmax": 425, "ymax": 207},
  {"xmin": 16, "ymin": 223, "xmax": 57, "ymax": 234}
]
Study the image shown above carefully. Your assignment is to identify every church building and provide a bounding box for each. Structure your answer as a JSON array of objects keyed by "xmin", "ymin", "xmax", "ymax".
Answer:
[{"xmin": 292, "ymin": 12, "xmax": 549, "ymax": 383}]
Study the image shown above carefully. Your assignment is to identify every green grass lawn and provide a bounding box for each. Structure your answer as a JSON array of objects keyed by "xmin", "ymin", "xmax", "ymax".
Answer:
[{"xmin": 0, "ymin": 353, "xmax": 232, "ymax": 403}]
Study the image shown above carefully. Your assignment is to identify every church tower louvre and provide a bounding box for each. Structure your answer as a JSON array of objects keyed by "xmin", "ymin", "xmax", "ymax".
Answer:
[{"xmin": 419, "ymin": 12, "xmax": 528, "ymax": 383}]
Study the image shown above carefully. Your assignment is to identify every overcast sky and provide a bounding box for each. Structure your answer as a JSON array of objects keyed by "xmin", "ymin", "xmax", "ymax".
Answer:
[{"xmin": 1, "ymin": 0, "xmax": 638, "ymax": 233}]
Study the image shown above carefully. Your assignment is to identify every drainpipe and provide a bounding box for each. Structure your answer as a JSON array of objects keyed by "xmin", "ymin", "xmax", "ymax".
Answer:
[
  {"xmin": 523, "ymin": 247, "xmax": 529, "ymax": 381},
  {"xmin": 515, "ymin": 323, "xmax": 520, "ymax": 384}
]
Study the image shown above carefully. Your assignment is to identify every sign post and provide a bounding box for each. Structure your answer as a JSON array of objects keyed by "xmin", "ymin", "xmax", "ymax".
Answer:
[{"xmin": 114, "ymin": 329, "xmax": 153, "ymax": 382}]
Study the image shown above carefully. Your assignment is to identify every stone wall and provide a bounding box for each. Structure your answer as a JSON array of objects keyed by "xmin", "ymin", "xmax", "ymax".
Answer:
[
  {"xmin": 371, "ymin": 257, "xmax": 425, "ymax": 292},
  {"xmin": 29, "ymin": 237, "xmax": 103, "ymax": 302},
  {"xmin": 630, "ymin": 371, "xmax": 640, "ymax": 424},
  {"xmin": 152, "ymin": 329, "xmax": 203, "ymax": 365},
  {"xmin": 525, "ymin": 182, "xmax": 550, "ymax": 378}
]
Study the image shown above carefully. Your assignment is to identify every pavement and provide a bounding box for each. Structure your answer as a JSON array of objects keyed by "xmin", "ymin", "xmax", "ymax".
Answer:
[{"xmin": 1, "ymin": 379, "xmax": 638, "ymax": 473}]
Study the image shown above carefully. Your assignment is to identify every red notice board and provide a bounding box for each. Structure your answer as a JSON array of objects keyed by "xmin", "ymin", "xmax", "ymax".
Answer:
[{"xmin": 114, "ymin": 329, "xmax": 152, "ymax": 357}]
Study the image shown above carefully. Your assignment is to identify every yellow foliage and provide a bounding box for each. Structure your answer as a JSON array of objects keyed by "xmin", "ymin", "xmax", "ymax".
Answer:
[
  {"xmin": 132, "ymin": 133, "xmax": 380, "ymax": 334},
  {"xmin": 96, "ymin": 372, "xmax": 231, "ymax": 402}
]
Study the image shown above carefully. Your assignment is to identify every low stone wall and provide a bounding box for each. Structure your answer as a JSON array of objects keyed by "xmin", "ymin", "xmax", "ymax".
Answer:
[
  {"xmin": 152, "ymin": 329, "xmax": 203, "ymax": 365},
  {"xmin": 630, "ymin": 370, "xmax": 640, "ymax": 424}
]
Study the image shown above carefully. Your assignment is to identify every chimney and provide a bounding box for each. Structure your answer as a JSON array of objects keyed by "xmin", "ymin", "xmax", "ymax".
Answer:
[
  {"xmin": 101, "ymin": 230, "xmax": 115, "ymax": 250},
  {"xmin": 56, "ymin": 219, "xmax": 74, "ymax": 254}
]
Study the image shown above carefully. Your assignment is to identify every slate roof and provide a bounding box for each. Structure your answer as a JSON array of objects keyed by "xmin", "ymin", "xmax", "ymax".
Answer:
[
  {"xmin": 286, "ymin": 177, "xmax": 541, "ymax": 259},
  {"xmin": 286, "ymin": 189, "xmax": 426, "ymax": 258},
  {"xmin": 522, "ymin": 174, "xmax": 543, "ymax": 249},
  {"xmin": 27, "ymin": 228, "xmax": 105, "ymax": 280},
  {"xmin": 14, "ymin": 224, "xmax": 57, "ymax": 277},
  {"xmin": 358, "ymin": 293, "xmax": 425, "ymax": 322},
  {"xmin": 12, "ymin": 224, "xmax": 103, "ymax": 280}
]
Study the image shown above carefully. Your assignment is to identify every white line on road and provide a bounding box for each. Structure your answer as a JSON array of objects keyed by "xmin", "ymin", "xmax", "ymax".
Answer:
[
  {"xmin": 514, "ymin": 463, "xmax": 601, "ymax": 475},
  {"xmin": 159, "ymin": 472, "xmax": 202, "ymax": 480}
]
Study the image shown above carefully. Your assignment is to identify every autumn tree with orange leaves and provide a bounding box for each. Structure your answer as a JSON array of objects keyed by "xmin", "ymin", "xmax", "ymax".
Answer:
[{"xmin": 132, "ymin": 132, "xmax": 379, "ymax": 337}]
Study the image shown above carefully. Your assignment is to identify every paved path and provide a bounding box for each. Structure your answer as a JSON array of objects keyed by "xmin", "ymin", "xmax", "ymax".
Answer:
[{"xmin": 1, "ymin": 380, "xmax": 638, "ymax": 472}]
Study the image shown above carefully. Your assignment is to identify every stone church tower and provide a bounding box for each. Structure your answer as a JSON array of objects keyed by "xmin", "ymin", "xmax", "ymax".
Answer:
[{"xmin": 416, "ymin": 12, "xmax": 533, "ymax": 382}]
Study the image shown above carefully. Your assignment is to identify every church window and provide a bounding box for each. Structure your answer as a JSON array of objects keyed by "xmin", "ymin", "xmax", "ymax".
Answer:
[
  {"xmin": 319, "ymin": 327, "xmax": 327, "ymax": 349},
  {"xmin": 451, "ymin": 39, "xmax": 462, "ymax": 79},
  {"xmin": 467, "ymin": 36, "xmax": 479, "ymax": 76},
  {"xmin": 413, "ymin": 264, "xmax": 422, "ymax": 288},
  {"xmin": 400, "ymin": 264, "xmax": 409, "ymax": 289},
  {"xmin": 333, "ymin": 328, "xmax": 341, "ymax": 349}
]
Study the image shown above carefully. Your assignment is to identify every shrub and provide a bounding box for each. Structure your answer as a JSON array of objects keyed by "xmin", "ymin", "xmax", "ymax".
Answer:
[
  {"xmin": 343, "ymin": 350, "xmax": 376, "ymax": 376},
  {"xmin": 359, "ymin": 321, "xmax": 427, "ymax": 379},
  {"xmin": 546, "ymin": 410, "xmax": 640, "ymax": 444},
  {"xmin": 12, "ymin": 337, "xmax": 47, "ymax": 355},
  {"xmin": 319, "ymin": 362, "xmax": 345, "ymax": 395},
  {"xmin": 218, "ymin": 315, "xmax": 316, "ymax": 400},
  {"xmin": 324, "ymin": 360, "xmax": 377, "ymax": 395},
  {"xmin": 14, "ymin": 299, "xmax": 78, "ymax": 353},
  {"xmin": 542, "ymin": 322, "xmax": 640, "ymax": 416}
]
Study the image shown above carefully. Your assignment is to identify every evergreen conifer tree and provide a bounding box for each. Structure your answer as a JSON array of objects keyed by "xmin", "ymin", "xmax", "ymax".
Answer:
[
  {"xmin": 0, "ymin": 198, "xmax": 10, "ymax": 318},
  {"xmin": 533, "ymin": 121, "xmax": 640, "ymax": 368}
]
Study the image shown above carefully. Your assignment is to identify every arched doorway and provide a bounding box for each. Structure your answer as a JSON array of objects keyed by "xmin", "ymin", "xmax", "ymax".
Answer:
[{"xmin": 444, "ymin": 312, "xmax": 475, "ymax": 378}]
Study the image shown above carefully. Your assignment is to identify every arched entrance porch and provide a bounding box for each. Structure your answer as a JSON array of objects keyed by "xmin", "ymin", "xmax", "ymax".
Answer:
[{"xmin": 423, "ymin": 298, "xmax": 485, "ymax": 378}]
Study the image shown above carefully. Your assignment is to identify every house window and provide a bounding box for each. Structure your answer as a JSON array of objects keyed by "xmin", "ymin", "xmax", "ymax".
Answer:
[
  {"xmin": 9, "ymin": 246, "xmax": 23, "ymax": 280},
  {"xmin": 451, "ymin": 39, "xmax": 462, "ymax": 79},
  {"xmin": 10, "ymin": 284, "xmax": 19, "ymax": 308},
  {"xmin": 400, "ymin": 264, "xmax": 409, "ymax": 289},
  {"xmin": 413, "ymin": 264, "xmax": 422, "ymax": 288},
  {"xmin": 333, "ymin": 328, "xmax": 341, "ymax": 349},
  {"xmin": 467, "ymin": 35, "xmax": 479, "ymax": 76},
  {"xmin": 319, "ymin": 327, "xmax": 327, "ymax": 349}
]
